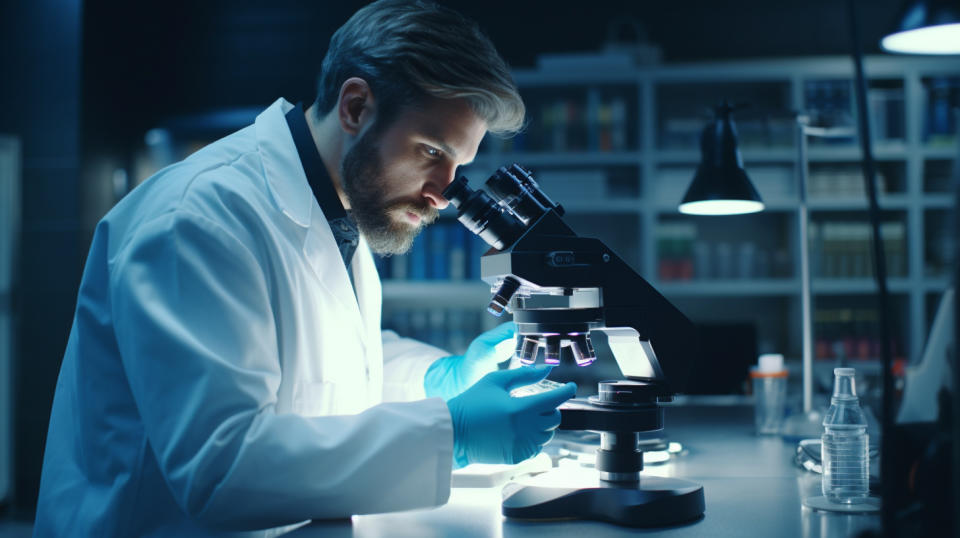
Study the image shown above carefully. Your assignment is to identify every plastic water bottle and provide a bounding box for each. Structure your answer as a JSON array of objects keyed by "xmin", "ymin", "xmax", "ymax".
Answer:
[{"xmin": 821, "ymin": 367, "xmax": 869, "ymax": 503}]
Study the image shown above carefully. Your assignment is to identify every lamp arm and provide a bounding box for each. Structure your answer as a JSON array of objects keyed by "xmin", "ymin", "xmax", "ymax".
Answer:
[
  {"xmin": 847, "ymin": 0, "xmax": 896, "ymax": 532},
  {"xmin": 796, "ymin": 119, "xmax": 814, "ymax": 415}
]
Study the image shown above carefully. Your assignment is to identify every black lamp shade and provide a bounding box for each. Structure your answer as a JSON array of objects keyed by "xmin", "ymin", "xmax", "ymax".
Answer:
[
  {"xmin": 679, "ymin": 104, "xmax": 764, "ymax": 216},
  {"xmin": 881, "ymin": 0, "xmax": 960, "ymax": 54}
]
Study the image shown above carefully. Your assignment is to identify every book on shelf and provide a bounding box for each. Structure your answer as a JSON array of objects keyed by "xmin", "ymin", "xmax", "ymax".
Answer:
[
  {"xmin": 657, "ymin": 222, "xmax": 786, "ymax": 281},
  {"xmin": 810, "ymin": 220, "xmax": 906, "ymax": 278},
  {"xmin": 379, "ymin": 221, "xmax": 489, "ymax": 283},
  {"xmin": 427, "ymin": 224, "xmax": 449, "ymax": 280},
  {"xmin": 499, "ymin": 94, "xmax": 630, "ymax": 153},
  {"xmin": 814, "ymin": 306, "xmax": 903, "ymax": 362},
  {"xmin": 808, "ymin": 165, "xmax": 889, "ymax": 198},
  {"xmin": 804, "ymin": 80, "xmax": 855, "ymax": 141},
  {"xmin": 925, "ymin": 76, "xmax": 959, "ymax": 147},
  {"xmin": 382, "ymin": 306, "xmax": 495, "ymax": 354},
  {"xmin": 868, "ymin": 87, "xmax": 905, "ymax": 143}
]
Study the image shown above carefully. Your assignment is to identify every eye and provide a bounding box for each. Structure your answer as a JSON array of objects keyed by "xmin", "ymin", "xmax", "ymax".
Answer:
[{"xmin": 422, "ymin": 145, "xmax": 442, "ymax": 159}]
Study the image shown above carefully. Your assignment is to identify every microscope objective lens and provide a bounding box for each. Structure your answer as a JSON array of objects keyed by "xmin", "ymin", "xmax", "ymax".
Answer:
[
  {"xmin": 570, "ymin": 334, "xmax": 597, "ymax": 366},
  {"xmin": 570, "ymin": 342, "xmax": 590, "ymax": 366},
  {"xmin": 518, "ymin": 336, "xmax": 540, "ymax": 364},
  {"xmin": 487, "ymin": 277, "xmax": 521, "ymax": 317},
  {"xmin": 544, "ymin": 335, "xmax": 561, "ymax": 365}
]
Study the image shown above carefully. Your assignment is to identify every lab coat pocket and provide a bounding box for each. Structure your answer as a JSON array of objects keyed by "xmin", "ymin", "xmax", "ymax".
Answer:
[{"xmin": 292, "ymin": 381, "xmax": 335, "ymax": 417}]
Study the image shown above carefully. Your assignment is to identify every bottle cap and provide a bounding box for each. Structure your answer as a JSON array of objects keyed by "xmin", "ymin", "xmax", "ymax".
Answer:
[
  {"xmin": 759, "ymin": 353, "xmax": 785, "ymax": 373},
  {"xmin": 750, "ymin": 353, "xmax": 787, "ymax": 378},
  {"xmin": 832, "ymin": 367, "xmax": 858, "ymax": 399}
]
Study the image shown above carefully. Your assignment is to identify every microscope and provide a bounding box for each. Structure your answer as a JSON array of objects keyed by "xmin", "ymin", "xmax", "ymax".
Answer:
[{"xmin": 443, "ymin": 164, "xmax": 705, "ymax": 527}]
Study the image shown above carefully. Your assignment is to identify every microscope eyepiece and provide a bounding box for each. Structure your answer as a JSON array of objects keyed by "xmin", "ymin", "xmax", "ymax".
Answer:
[
  {"xmin": 441, "ymin": 175, "xmax": 472, "ymax": 208},
  {"xmin": 441, "ymin": 175, "xmax": 526, "ymax": 250},
  {"xmin": 486, "ymin": 164, "xmax": 564, "ymax": 221},
  {"xmin": 442, "ymin": 165, "xmax": 566, "ymax": 252}
]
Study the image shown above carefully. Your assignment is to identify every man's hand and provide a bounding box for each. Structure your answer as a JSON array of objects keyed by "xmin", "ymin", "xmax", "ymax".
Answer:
[
  {"xmin": 447, "ymin": 366, "xmax": 576, "ymax": 468},
  {"xmin": 423, "ymin": 322, "xmax": 515, "ymax": 401}
]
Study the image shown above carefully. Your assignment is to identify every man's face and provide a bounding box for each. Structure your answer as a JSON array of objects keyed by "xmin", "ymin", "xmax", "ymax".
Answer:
[{"xmin": 341, "ymin": 97, "xmax": 487, "ymax": 255}]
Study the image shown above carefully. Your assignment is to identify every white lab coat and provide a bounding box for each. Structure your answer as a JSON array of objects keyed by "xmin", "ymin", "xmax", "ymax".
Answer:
[{"xmin": 34, "ymin": 99, "xmax": 454, "ymax": 537}]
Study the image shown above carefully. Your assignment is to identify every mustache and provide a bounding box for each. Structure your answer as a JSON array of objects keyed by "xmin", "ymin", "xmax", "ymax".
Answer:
[{"xmin": 389, "ymin": 201, "xmax": 439, "ymax": 224}]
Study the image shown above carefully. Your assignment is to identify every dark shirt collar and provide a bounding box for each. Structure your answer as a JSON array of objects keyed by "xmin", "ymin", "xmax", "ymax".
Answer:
[{"xmin": 283, "ymin": 104, "xmax": 359, "ymax": 269}]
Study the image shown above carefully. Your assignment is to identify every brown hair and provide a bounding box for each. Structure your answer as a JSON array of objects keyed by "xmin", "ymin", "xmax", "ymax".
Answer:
[{"xmin": 314, "ymin": 0, "xmax": 525, "ymax": 136}]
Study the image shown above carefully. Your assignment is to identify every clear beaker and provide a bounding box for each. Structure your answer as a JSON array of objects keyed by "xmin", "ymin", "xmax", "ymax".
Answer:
[{"xmin": 750, "ymin": 354, "xmax": 788, "ymax": 435}]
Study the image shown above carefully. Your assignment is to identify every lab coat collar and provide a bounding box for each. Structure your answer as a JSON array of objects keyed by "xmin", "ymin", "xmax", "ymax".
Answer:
[
  {"xmin": 255, "ymin": 98, "xmax": 313, "ymax": 227},
  {"xmin": 256, "ymin": 98, "xmax": 369, "ymax": 350}
]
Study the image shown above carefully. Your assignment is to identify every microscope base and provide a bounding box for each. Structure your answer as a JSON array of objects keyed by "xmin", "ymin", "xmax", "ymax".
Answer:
[{"xmin": 502, "ymin": 476, "xmax": 705, "ymax": 527}]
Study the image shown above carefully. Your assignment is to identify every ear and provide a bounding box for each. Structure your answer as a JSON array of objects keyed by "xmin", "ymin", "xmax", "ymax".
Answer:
[{"xmin": 337, "ymin": 77, "xmax": 376, "ymax": 136}]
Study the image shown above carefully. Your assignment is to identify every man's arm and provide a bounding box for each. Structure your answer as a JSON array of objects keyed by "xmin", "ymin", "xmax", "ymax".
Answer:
[
  {"xmin": 380, "ymin": 330, "xmax": 449, "ymax": 402},
  {"xmin": 110, "ymin": 209, "xmax": 452, "ymax": 530}
]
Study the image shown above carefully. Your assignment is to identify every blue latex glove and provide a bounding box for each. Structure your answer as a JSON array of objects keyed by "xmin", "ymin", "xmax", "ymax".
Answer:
[
  {"xmin": 424, "ymin": 322, "xmax": 516, "ymax": 401},
  {"xmin": 447, "ymin": 365, "xmax": 577, "ymax": 468}
]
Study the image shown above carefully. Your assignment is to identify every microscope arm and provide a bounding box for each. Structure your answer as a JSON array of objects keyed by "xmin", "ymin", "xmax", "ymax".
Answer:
[{"xmin": 480, "ymin": 211, "xmax": 698, "ymax": 395}]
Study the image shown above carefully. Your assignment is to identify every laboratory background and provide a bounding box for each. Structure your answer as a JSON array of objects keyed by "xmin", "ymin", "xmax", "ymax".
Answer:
[{"xmin": 1, "ymin": 0, "xmax": 958, "ymax": 536}]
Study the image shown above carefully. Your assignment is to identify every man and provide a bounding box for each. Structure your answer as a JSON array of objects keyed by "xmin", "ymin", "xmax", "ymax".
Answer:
[{"xmin": 33, "ymin": 1, "xmax": 576, "ymax": 535}]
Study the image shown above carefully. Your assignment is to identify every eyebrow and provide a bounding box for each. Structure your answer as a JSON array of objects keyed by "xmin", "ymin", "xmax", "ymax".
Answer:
[
  {"xmin": 432, "ymin": 140, "xmax": 458, "ymax": 159},
  {"xmin": 419, "ymin": 130, "xmax": 473, "ymax": 165}
]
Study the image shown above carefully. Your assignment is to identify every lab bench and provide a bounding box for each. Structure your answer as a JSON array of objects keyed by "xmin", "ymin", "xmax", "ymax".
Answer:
[{"xmin": 286, "ymin": 405, "xmax": 881, "ymax": 538}]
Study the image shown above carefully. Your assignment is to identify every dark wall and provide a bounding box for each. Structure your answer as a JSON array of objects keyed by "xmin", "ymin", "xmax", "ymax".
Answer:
[
  {"xmin": 0, "ymin": 0, "xmax": 84, "ymax": 517},
  {"xmin": 81, "ymin": 1, "xmax": 367, "ymax": 156}
]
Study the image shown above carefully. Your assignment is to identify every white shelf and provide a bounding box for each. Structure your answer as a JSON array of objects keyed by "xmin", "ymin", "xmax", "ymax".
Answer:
[
  {"xmin": 658, "ymin": 279, "xmax": 799, "ymax": 297},
  {"xmin": 921, "ymin": 146, "xmax": 960, "ymax": 159},
  {"xmin": 382, "ymin": 277, "xmax": 937, "ymax": 300},
  {"xmin": 654, "ymin": 148, "xmax": 796, "ymax": 164},
  {"xmin": 922, "ymin": 195, "xmax": 955, "ymax": 209},
  {"xmin": 476, "ymin": 151, "xmax": 643, "ymax": 167},
  {"xmin": 923, "ymin": 278, "xmax": 953, "ymax": 293},
  {"xmin": 806, "ymin": 195, "xmax": 911, "ymax": 210},
  {"xmin": 810, "ymin": 360, "xmax": 882, "ymax": 375},
  {"xmin": 811, "ymin": 278, "xmax": 912, "ymax": 294},
  {"xmin": 382, "ymin": 281, "xmax": 492, "ymax": 306},
  {"xmin": 808, "ymin": 143, "xmax": 909, "ymax": 161},
  {"xmin": 783, "ymin": 359, "xmax": 883, "ymax": 378},
  {"xmin": 560, "ymin": 200, "xmax": 642, "ymax": 213}
]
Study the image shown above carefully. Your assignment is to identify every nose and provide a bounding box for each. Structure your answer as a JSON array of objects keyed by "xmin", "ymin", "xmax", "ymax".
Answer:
[
  {"xmin": 422, "ymin": 166, "xmax": 458, "ymax": 210},
  {"xmin": 422, "ymin": 187, "xmax": 449, "ymax": 210}
]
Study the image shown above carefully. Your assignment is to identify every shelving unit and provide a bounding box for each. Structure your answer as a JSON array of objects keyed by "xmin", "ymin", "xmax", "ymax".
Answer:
[
  {"xmin": 380, "ymin": 55, "xmax": 959, "ymax": 368},
  {"xmin": 0, "ymin": 135, "xmax": 19, "ymax": 504}
]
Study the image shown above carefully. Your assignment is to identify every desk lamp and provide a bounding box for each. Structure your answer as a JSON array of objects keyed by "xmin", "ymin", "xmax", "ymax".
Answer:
[
  {"xmin": 678, "ymin": 102, "xmax": 764, "ymax": 216},
  {"xmin": 881, "ymin": 0, "xmax": 960, "ymax": 54}
]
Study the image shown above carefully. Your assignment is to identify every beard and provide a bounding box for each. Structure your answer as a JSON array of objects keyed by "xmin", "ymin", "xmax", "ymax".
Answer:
[{"xmin": 340, "ymin": 128, "xmax": 438, "ymax": 255}]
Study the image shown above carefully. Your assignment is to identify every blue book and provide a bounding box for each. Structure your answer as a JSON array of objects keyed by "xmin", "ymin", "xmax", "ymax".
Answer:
[
  {"xmin": 468, "ymin": 234, "xmax": 489, "ymax": 280},
  {"xmin": 427, "ymin": 223, "xmax": 450, "ymax": 280},
  {"xmin": 448, "ymin": 225, "xmax": 467, "ymax": 281},
  {"xmin": 409, "ymin": 234, "xmax": 428, "ymax": 280},
  {"xmin": 390, "ymin": 253, "xmax": 408, "ymax": 281},
  {"xmin": 372, "ymin": 254, "xmax": 391, "ymax": 280}
]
